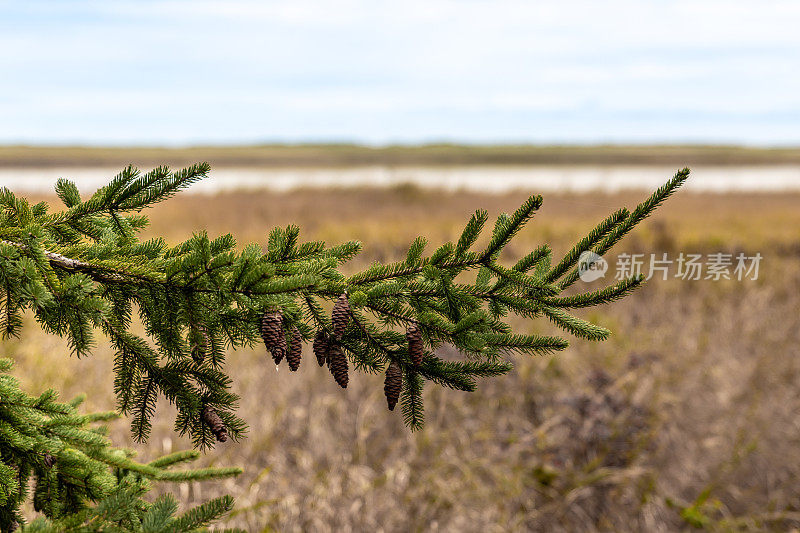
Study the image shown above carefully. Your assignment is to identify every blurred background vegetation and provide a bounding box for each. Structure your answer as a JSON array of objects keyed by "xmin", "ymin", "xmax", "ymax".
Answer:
[
  {"xmin": 3, "ymin": 144, "xmax": 800, "ymax": 168},
  {"xmin": 6, "ymin": 168, "xmax": 799, "ymax": 530},
  {"xmin": 5, "ymin": 1, "xmax": 800, "ymax": 529}
]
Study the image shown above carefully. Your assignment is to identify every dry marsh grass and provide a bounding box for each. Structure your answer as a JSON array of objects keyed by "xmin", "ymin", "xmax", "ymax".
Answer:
[
  {"xmin": 4, "ymin": 144, "xmax": 800, "ymax": 168},
  {"xmin": 7, "ymin": 186, "xmax": 800, "ymax": 531}
]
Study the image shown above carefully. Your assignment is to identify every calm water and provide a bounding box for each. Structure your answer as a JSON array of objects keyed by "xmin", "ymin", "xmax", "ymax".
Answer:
[{"xmin": 1, "ymin": 165, "xmax": 798, "ymax": 194}]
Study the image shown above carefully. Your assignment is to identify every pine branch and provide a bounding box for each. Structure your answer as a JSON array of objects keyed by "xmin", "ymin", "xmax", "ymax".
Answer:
[
  {"xmin": 400, "ymin": 370, "xmax": 425, "ymax": 431},
  {"xmin": 0, "ymin": 164, "xmax": 688, "ymax": 447},
  {"xmin": 540, "ymin": 275, "xmax": 644, "ymax": 309},
  {"xmin": 558, "ymin": 168, "xmax": 690, "ymax": 288},
  {"xmin": 540, "ymin": 306, "xmax": 611, "ymax": 341},
  {"xmin": 546, "ymin": 207, "xmax": 628, "ymax": 283},
  {"xmin": 480, "ymin": 195, "xmax": 543, "ymax": 261},
  {"xmin": 0, "ymin": 358, "xmax": 240, "ymax": 531}
]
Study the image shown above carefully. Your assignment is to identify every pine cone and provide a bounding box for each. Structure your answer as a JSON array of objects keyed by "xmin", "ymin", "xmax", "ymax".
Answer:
[
  {"xmin": 190, "ymin": 325, "xmax": 209, "ymax": 364},
  {"xmin": 202, "ymin": 405, "xmax": 228, "ymax": 442},
  {"xmin": 42, "ymin": 453, "xmax": 56, "ymax": 468},
  {"xmin": 328, "ymin": 342, "xmax": 349, "ymax": 388},
  {"xmin": 260, "ymin": 311, "xmax": 287, "ymax": 364},
  {"xmin": 331, "ymin": 293, "xmax": 351, "ymax": 338},
  {"xmin": 313, "ymin": 329, "xmax": 329, "ymax": 367},
  {"xmin": 406, "ymin": 322, "xmax": 423, "ymax": 366},
  {"xmin": 384, "ymin": 359, "xmax": 402, "ymax": 411},
  {"xmin": 287, "ymin": 326, "xmax": 302, "ymax": 371}
]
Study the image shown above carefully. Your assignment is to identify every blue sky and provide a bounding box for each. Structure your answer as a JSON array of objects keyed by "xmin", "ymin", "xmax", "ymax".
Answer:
[{"xmin": 2, "ymin": 1, "xmax": 799, "ymax": 146}]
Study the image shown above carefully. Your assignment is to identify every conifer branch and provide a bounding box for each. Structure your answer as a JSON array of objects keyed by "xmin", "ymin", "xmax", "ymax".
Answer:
[
  {"xmin": 540, "ymin": 275, "xmax": 644, "ymax": 308},
  {"xmin": 0, "ymin": 358, "xmax": 241, "ymax": 531},
  {"xmin": 0, "ymin": 164, "xmax": 688, "ymax": 450},
  {"xmin": 557, "ymin": 168, "xmax": 690, "ymax": 288},
  {"xmin": 545, "ymin": 207, "xmax": 629, "ymax": 283}
]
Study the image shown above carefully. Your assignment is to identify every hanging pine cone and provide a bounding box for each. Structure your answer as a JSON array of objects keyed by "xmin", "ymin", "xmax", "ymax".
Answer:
[
  {"xmin": 328, "ymin": 342, "xmax": 349, "ymax": 388},
  {"xmin": 260, "ymin": 310, "xmax": 287, "ymax": 364},
  {"xmin": 42, "ymin": 453, "xmax": 56, "ymax": 468},
  {"xmin": 190, "ymin": 325, "xmax": 209, "ymax": 364},
  {"xmin": 406, "ymin": 321, "xmax": 423, "ymax": 366},
  {"xmin": 287, "ymin": 326, "xmax": 302, "ymax": 371},
  {"xmin": 202, "ymin": 405, "xmax": 228, "ymax": 442},
  {"xmin": 384, "ymin": 359, "xmax": 402, "ymax": 411},
  {"xmin": 331, "ymin": 293, "xmax": 351, "ymax": 338},
  {"xmin": 313, "ymin": 329, "xmax": 329, "ymax": 367}
]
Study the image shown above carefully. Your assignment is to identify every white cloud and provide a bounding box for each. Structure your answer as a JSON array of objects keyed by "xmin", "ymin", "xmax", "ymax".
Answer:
[{"xmin": 1, "ymin": 0, "xmax": 799, "ymax": 144}]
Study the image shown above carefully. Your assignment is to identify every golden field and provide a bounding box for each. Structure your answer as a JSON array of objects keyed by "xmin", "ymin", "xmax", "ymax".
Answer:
[
  {"xmin": 5, "ymin": 182, "xmax": 800, "ymax": 531},
  {"xmin": 4, "ymin": 143, "xmax": 800, "ymax": 168}
]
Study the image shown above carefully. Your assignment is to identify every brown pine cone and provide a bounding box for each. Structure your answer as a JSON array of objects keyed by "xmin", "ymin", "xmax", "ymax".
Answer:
[
  {"xmin": 287, "ymin": 326, "xmax": 302, "ymax": 371},
  {"xmin": 42, "ymin": 453, "xmax": 56, "ymax": 468},
  {"xmin": 260, "ymin": 311, "xmax": 287, "ymax": 364},
  {"xmin": 406, "ymin": 322, "xmax": 423, "ymax": 366},
  {"xmin": 328, "ymin": 342, "xmax": 349, "ymax": 389},
  {"xmin": 313, "ymin": 329, "xmax": 329, "ymax": 367},
  {"xmin": 384, "ymin": 359, "xmax": 402, "ymax": 411},
  {"xmin": 331, "ymin": 293, "xmax": 351, "ymax": 338},
  {"xmin": 202, "ymin": 405, "xmax": 228, "ymax": 442}
]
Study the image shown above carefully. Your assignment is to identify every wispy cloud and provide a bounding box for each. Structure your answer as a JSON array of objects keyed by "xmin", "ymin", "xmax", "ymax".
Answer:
[{"xmin": 1, "ymin": 1, "xmax": 799, "ymax": 144}]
